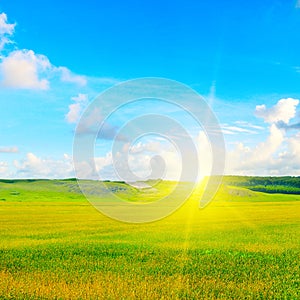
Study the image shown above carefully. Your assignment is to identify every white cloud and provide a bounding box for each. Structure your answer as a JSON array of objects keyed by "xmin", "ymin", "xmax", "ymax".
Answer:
[
  {"xmin": 0, "ymin": 146, "xmax": 19, "ymax": 153},
  {"xmin": 58, "ymin": 66, "xmax": 87, "ymax": 86},
  {"xmin": 111, "ymin": 134, "xmax": 213, "ymax": 182},
  {"xmin": 72, "ymin": 93, "xmax": 88, "ymax": 103},
  {"xmin": 0, "ymin": 49, "xmax": 89, "ymax": 90},
  {"xmin": 0, "ymin": 49, "xmax": 51, "ymax": 89},
  {"xmin": 94, "ymin": 152, "xmax": 113, "ymax": 172},
  {"xmin": 66, "ymin": 103, "xmax": 82, "ymax": 123},
  {"xmin": 227, "ymin": 124, "xmax": 285, "ymax": 174},
  {"xmin": 78, "ymin": 107, "xmax": 102, "ymax": 128},
  {"xmin": 66, "ymin": 93, "xmax": 88, "ymax": 123},
  {"xmin": 155, "ymin": 150, "xmax": 181, "ymax": 180},
  {"xmin": 73, "ymin": 152, "xmax": 113, "ymax": 180},
  {"xmin": 89, "ymin": 139, "xmax": 183, "ymax": 182},
  {"xmin": 221, "ymin": 124, "xmax": 257, "ymax": 135},
  {"xmin": 0, "ymin": 11, "xmax": 115, "ymax": 95},
  {"xmin": 100, "ymin": 132, "xmax": 214, "ymax": 182},
  {"xmin": 0, "ymin": 11, "xmax": 87, "ymax": 90},
  {"xmin": 125, "ymin": 148, "xmax": 181, "ymax": 181},
  {"xmin": 118, "ymin": 132, "xmax": 213, "ymax": 181},
  {"xmin": 225, "ymin": 95, "xmax": 300, "ymax": 175},
  {"xmin": 0, "ymin": 13, "xmax": 15, "ymax": 51},
  {"xmin": 0, "ymin": 13, "xmax": 15, "ymax": 35},
  {"xmin": 14, "ymin": 153, "xmax": 74, "ymax": 178},
  {"xmin": 129, "ymin": 141, "xmax": 162, "ymax": 154},
  {"xmin": 74, "ymin": 160, "xmax": 95, "ymax": 179},
  {"xmin": 255, "ymin": 98, "xmax": 299, "ymax": 124}
]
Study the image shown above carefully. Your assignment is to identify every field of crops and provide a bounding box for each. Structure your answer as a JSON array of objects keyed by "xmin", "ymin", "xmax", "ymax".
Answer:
[{"xmin": 0, "ymin": 178, "xmax": 299, "ymax": 299}]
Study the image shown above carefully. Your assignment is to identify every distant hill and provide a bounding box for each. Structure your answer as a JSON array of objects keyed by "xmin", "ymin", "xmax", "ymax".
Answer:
[{"xmin": 1, "ymin": 176, "xmax": 300, "ymax": 195}]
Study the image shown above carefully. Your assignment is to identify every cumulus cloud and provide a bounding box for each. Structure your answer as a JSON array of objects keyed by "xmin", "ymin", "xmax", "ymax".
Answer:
[
  {"xmin": 0, "ymin": 146, "xmax": 19, "ymax": 153},
  {"xmin": 108, "ymin": 133, "xmax": 212, "ymax": 182},
  {"xmin": 0, "ymin": 49, "xmax": 51, "ymax": 89},
  {"xmin": 226, "ymin": 97, "xmax": 300, "ymax": 175},
  {"xmin": 66, "ymin": 93, "xmax": 88, "ymax": 123},
  {"xmin": 66, "ymin": 103, "xmax": 82, "ymax": 123},
  {"xmin": 227, "ymin": 124, "xmax": 284, "ymax": 175},
  {"xmin": 0, "ymin": 12, "xmax": 87, "ymax": 90},
  {"xmin": 279, "ymin": 132, "xmax": 300, "ymax": 169},
  {"xmin": 117, "ymin": 132, "xmax": 212, "ymax": 181},
  {"xmin": 0, "ymin": 49, "xmax": 88, "ymax": 90},
  {"xmin": 116, "ymin": 143, "xmax": 181, "ymax": 182},
  {"xmin": 255, "ymin": 98, "xmax": 299, "ymax": 124},
  {"xmin": 57, "ymin": 66, "xmax": 87, "ymax": 86},
  {"xmin": 76, "ymin": 139, "xmax": 182, "ymax": 181},
  {"xmin": 14, "ymin": 153, "xmax": 74, "ymax": 178},
  {"xmin": 100, "ymin": 132, "xmax": 213, "ymax": 182},
  {"xmin": 227, "ymin": 124, "xmax": 284, "ymax": 174}
]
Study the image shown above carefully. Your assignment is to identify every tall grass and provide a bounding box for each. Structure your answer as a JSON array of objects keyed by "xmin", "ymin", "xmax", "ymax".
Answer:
[{"xmin": 0, "ymin": 179, "xmax": 299, "ymax": 299}]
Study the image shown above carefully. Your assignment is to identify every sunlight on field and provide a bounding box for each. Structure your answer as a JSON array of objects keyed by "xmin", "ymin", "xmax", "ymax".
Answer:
[{"xmin": 0, "ymin": 179, "xmax": 299, "ymax": 299}]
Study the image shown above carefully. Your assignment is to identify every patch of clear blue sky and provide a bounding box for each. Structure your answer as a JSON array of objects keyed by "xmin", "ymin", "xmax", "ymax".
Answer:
[{"xmin": 1, "ymin": 0, "xmax": 300, "ymax": 97}]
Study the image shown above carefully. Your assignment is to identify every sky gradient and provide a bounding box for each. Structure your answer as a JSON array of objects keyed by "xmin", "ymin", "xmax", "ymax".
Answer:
[{"xmin": 1, "ymin": 0, "xmax": 300, "ymax": 179}]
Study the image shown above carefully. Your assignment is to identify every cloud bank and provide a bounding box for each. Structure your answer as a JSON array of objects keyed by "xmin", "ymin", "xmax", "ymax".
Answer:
[
  {"xmin": 227, "ymin": 98, "xmax": 300, "ymax": 175},
  {"xmin": 255, "ymin": 98, "xmax": 299, "ymax": 124}
]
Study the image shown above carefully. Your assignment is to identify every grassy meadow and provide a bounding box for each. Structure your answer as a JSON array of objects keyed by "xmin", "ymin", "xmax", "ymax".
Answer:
[{"xmin": 0, "ymin": 178, "xmax": 299, "ymax": 299}]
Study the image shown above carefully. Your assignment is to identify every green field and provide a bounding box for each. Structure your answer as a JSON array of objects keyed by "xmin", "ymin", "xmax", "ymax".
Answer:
[{"xmin": 0, "ymin": 178, "xmax": 299, "ymax": 299}]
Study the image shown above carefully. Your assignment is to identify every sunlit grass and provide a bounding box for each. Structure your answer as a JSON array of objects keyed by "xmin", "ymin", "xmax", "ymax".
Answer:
[{"xmin": 0, "ymin": 179, "xmax": 299, "ymax": 299}]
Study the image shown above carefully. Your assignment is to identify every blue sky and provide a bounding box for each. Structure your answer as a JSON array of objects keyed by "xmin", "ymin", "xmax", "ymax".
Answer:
[{"xmin": 1, "ymin": 0, "xmax": 300, "ymax": 179}]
